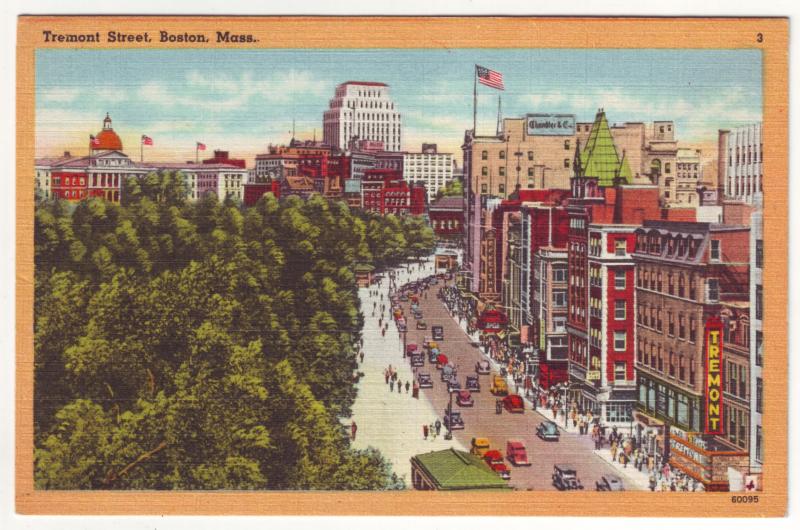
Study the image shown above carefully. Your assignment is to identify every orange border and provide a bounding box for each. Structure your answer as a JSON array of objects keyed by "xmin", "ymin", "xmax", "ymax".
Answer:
[{"xmin": 16, "ymin": 16, "xmax": 788, "ymax": 516}]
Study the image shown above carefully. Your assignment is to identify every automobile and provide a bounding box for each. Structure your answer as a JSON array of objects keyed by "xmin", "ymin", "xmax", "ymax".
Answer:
[
  {"xmin": 447, "ymin": 378, "xmax": 461, "ymax": 393},
  {"xmin": 410, "ymin": 352, "xmax": 425, "ymax": 367},
  {"xmin": 443, "ymin": 409, "xmax": 464, "ymax": 430},
  {"xmin": 441, "ymin": 363, "xmax": 456, "ymax": 381},
  {"xmin": 417, "ymin": 372, "xmax": 433, "ymax": 389},
  {"xmin": 416, "ymin": 320, "xmax": 428, "ymax": 330},
  {"xmin": 456, "ymin": 389, "xmax": 474, "ymax": 406},
  {"xmin": 505, "ymin": 439, "xmax": 531, "ymax": 466},
  {"xmin": 596, "ymin": 474, "xmax": 625, "ymax": 491},
  {"xmin": 436, "ymin": 354, "xmax": 449, "ymax": 368},
  {"xmin": 428, "ymin": 350, "xmax": 439, "ymax": 364},
  {"xmin": 536, "ymin": 420, "xmax": 560, "ymax": 441},
  {"xmin": 470, "ymin": 437, "xmax": 491, "ymax": 457},
  {"xmin": 552, "ymin": 464, "xmax": 584, "ymax": 491},
  {"xmin": 399, "ymin": 294, "xmax": 409, "ymax": 302},
  {"xmin": 475, "ymin": 360, "xmax": 491, "ymax": 374},
  {"xmin": 465, "ymin": 375, "xmax": 480, "ymax": 392},
  {"xmin": 489, "ymin": 374, "xmax": 509, "ymax": 396},
  {"xmin": 413, "ymin": 311, "xmax": 423, "ymax": 320},
  {"xmin": 397, "ymin": 323, "xmax": 407, "ymax": 332},
  {"xmin": 483, "ymin": 450, "xmax": 511, "ymax": 480},
  {"xmin": 431, "ymin": 325, "xmax": 444, "ymax": 341},
  {"xmin": 502, "ymin": 394, "xmax": 524, "ymax": 413},
  {"xmin": 405, "ymin": 343, "xmax": 418, "ymax": 356}
]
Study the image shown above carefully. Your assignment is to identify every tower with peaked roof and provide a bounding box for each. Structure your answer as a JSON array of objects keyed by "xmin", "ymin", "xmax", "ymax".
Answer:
[
  {"xmin": 575, "ymin": 109, "xmax": 632, "ymax": 186},
  {"xmin": 90, "ymin": 113, "xmax": 123, "ymax": 153}
]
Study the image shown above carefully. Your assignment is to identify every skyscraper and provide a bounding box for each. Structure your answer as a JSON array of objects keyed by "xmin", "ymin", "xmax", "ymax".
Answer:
[{"xmin": 323, "ymin": 81, "xmax": 402, "ymax": 152}]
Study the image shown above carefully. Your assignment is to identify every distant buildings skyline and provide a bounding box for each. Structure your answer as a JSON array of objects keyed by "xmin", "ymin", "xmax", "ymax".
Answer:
[{"xmin": 36, "ymin": 49, "xmax": 762, "ymax": 161}]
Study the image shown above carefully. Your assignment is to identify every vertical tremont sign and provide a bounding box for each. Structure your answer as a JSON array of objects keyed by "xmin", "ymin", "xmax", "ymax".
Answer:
[{"xmin": 704, "ymin": 317, "xmax": 724, "ymax": 435}]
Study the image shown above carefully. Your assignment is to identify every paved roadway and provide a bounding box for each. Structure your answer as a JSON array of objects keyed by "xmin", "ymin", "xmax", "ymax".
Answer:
[{"xmin": 396, "ymin": 277, "xmax": 636, "ymax": 491}]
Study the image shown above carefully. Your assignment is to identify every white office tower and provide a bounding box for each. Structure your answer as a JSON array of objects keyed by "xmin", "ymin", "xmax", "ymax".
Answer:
[{"xmin": 323, "ymin": 81, "xmax": 402, "ymax": 152}]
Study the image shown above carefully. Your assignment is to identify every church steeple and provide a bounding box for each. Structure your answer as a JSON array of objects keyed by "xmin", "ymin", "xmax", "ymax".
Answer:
[{"xmin": 103, "ymin": 112, "xmax": 112, "ymax": 130}]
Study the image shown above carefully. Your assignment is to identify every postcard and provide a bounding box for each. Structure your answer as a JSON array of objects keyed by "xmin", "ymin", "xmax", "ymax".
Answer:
[{"xmin": 15, "ymin": 16, "xmax": 788, "ymax": 516}]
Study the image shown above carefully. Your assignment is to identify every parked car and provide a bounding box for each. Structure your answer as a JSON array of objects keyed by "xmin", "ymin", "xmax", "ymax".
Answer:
[
  {"xmin": 483, "ymin": 450, "xmax": 511, "ymax": 480},
  {"xmin": 475, "ymin": 360, "xmax": 491, "ymax": 374},
  {"xmin": 456, "ymin": 389, "xmax": 474, "ymax": 407},
  {"xmin": 410, "ymin": 352, "xmax": 424, "ymax": 367},
  {"xmin": 432, "ymin": 326, "xmax": 444, "ymax": 341},
  {"xmin": 447, "ymin": 378, "xmax": 461, "ymax": 393},
  {"xmin": 502, "ymin": 394, "xmax": 524, "ymax": 413},
  {"xmin": 536, "ymin": 420, "xmax": 560, "ymax": 441},
  {"xmin": 416, "ymin": 320, "xmax": 428, "ymax": 330},
  {"xmin": 417, "ymin": 372, "xmax": 433, "ymax": 389},
  {"xmin": 552, "ymin": 464, "xmax": 583, "ymax": 490},
  {"xmin": 428, "ymin": 350, "xmax": 439, "ymax": 364},
  {"xmin": 470, "ymin": 437, "xmax": 491, "ymax": 457},
  {"xmin": 465, "ymin": 375, "xmax": 480, "ymax": 392},
  {"xmin": 596, "ymin": 474, "xmax": 625, "ymax": 491},
  {"xmin": 413, "ymin": 311, "xmax": 423, "ymax": 320},
  {"xmin": 436, "ymin": 354, "xmax": 449, "ymax": 369},
  {"xmin": 506, "ymin": 439, "xmax": 531, "ymax": 466},
  {"xmin": 405, "ymin": 343, "xmax": 418, "ymax": 356},
  {"xmin": 443, "ymin": 409, "xmax": 464, "ymax": 430},
  {"xmin": 489, "ymin": 374, "xmax": 509, "ymax": 396}
]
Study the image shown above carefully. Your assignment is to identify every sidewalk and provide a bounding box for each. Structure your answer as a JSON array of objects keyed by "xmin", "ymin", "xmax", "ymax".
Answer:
[
  {"xmin": 348, "ymin": 257, "xmax": 466, "ymax": 485},
  {"xmin": 592, "ymin": 448, "xmax": 653, "ymax": 490}
]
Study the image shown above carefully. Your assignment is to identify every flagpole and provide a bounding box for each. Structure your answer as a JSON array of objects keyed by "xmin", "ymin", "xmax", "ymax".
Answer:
[
  {"xmin": 140, "ymin": 137, "xmax": 143, "ymax": 163},
  {"xmin": 473, "ymin": 65, "xmax": 477, "ymax": 135},
  {"xmin": 196, "ymin": 144, "xmax": 198, "ymax": 164}
]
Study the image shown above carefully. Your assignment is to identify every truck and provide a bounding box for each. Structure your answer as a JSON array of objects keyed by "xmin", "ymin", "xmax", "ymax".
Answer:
[
  {"xmin": 506, "ymin": 439, "xmax": 531, "ymax": 466},
  {"xmin": 431, "ymin": 325, "xmax": 444, "ymax": 341}
]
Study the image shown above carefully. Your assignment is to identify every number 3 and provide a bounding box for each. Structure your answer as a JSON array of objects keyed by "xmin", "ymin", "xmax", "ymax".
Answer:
[{"xmin": 757, "ymin": 33, "xmax": 764, "ymax": 42}]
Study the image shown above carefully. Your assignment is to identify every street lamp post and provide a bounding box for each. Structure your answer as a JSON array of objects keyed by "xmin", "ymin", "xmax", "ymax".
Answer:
[{"xmin": 444, "ymin": 388, "xmax": 454, "ymax": 440}]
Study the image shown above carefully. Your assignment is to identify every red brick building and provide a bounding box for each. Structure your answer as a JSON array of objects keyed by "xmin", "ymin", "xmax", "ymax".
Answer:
[
  {"xmin": 362, "ymin": 168, "xmax": 426, "ymax": 216},
  {"xmin": 202, "ymin": 150, "xmax": 246, "ymax": 169},
  {"xmin": 428, "ymin": 196, "xmax": 465, "ymax": 238},
  {"xmin": 243, "ymin": 181, "xmax": 281, "ymax": 206}
]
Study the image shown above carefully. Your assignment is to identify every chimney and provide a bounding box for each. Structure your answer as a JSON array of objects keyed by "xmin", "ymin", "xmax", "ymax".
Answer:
[
  {"xmin": 63, "ymin": 151, "xmax": 71, "ymax": 157},
  {"xmin": 717, "ymin": 129, "xmax": 730, "ymax": 205}
]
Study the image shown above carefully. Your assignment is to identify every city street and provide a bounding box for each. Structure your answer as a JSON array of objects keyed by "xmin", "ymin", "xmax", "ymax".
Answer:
[
  {"xmin": 394, "ymin": 276, "xmax": 639, "ymax": 491},
  {"xmin": 349, "ymin": 256, "xmax": 641, "ymax": 491}
]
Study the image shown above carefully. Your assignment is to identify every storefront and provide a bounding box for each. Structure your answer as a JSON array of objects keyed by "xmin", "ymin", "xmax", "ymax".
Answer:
[{"xmin": 667, "ymin": 426, "xmax": 749, "ymax": 492}]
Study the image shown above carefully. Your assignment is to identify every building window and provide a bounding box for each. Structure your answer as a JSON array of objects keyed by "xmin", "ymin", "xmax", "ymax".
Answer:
[
  {"xmin": 481, "ymin": 150, "xmax": 488, "ymax": 160},
  {"xmin": 756, "ymin": 331, "xmax": 763, "ymax": 366},
  {"xmin": 756, "ymin": 239, "xmax": 763, "ymax": 268},
  {"xmin": 499, "ymin": 150, "xmax": 505, "ymax": 160},
  {"xmin": 527, "ymin": 151, "xmax": 534, "ymax": 161},
  {"xmin": 669, "ymin": 352, "xmax": 675, "ymax": 377},
  {"xmin": 689, "ymin": 316, "xmax": 697, "ymax": 343},
  {"xmin": 668, "ymin": 312, "xmax": 674, "ymax": 336},
  {"xmin": 552, "ymin": 266, "xmax": 567, "ymax": 282},
  {"xmin": 614, "ymin": 238, "xmax": 626, "ymax": 256},
  {"xmin": 498, "ymin": 183, "xmax": 505, "ymax": 194},
  {"xmin": 613, "ymin": 330, "xmax": 626, "ymax": 351},
  {"xmin": 481, "ymin": 183, "xmax": 488, "ymax": 193},
  {"xmin": 756, "ymin": 426, "xmax": 763, "ymax": 462},
  {"xmin": 678, "ymin": 314, "xmax": 686, "ymax": 339},
  {"xmin": 553, "ymin": 290, "xmax": 567, "ymax": 308},
  {"xmin": 614, "ymin": 270, "xmax": 626, "ymax": 289},
  {"xmin": 707, "ymin": 279, "xmax": 720, "ymax": 302},
  {"xmin": 614, "ymin": 300, "xmax": 626, "ymax": 320},
  {"xmin": 668, "ymin": 273, "xmax": 674, "ymax": 295},
  {"xmin": 564, "ymin": 158, "xmax": 570, "ymax": 168},
  {"xmin": 710, "ymin": 239, "xmax": 721, "ymax": 261},
  {"xmin": 679, "ymin": 356, "xmax": 686, "ymax": 381},
  {"xmin": 499, "ymin": 167, "xmax": 506, "ymax": 177},
  {"xmin": 756, "ymin": 285, "xmax": 763, "ymax": 319},
  {"xmin": 756, "ymin": 377, "xmax": 763, "ymax": 413},
  {"xmin": 481, "ymin": 166, "xmax": 488, "ymax": 177},
  {"xmin": 614, "ymin": 361, "xmax": 626, "ymax": 381},
  {"xmin": 528, "ymin": 167, "xmax": 534, "ymax": 177},
  {"xmin": 678, "ymin": 274, "xmax": 686, "ymax": 298}
]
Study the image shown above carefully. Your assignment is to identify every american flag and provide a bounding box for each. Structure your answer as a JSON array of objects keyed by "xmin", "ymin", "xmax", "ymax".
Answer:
[
  {"xmin": 476, "ymin": 65, "xmax": 504, "ymax": 90},
  {"xmin": 196, "ymin": 142, "xmax": 206, "ymax": 151},
  {"xmin": 89, "ymin": 135, "xmax": 100, "ymax": 147},
  {"xmin": 141, "ymin": 135, "xmax": 153, "ymax": 146}
]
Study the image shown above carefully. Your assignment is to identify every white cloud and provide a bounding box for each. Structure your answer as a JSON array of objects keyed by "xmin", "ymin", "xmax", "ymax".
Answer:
[{"xmin": 39, "ymin": 87, "xmax": 81, "ymax": 103}]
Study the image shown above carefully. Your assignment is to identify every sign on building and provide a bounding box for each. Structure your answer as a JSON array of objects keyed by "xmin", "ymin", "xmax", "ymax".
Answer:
[
  {"xmin": 526, "ymin": 113, "xmax": 576, "ymax": 136},
  {"xmin": 704, "ymin": 317, "xmax": 724, "ymax": 435}
]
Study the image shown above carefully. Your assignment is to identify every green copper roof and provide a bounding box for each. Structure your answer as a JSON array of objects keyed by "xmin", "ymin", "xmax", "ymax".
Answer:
[
  {"xmin": 411, "ymin": 449, "xmax": 511, "ymax": 490},
  {"xmin": 578, "ymin": 110, "xmax": 632, "ymax": 186}
]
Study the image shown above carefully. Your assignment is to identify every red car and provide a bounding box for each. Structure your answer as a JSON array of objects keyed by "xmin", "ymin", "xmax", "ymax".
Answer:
[
  {"xmin": 405, "ymin": 343, "xmax": 418, "ymax": 355},
  {"xmin": 456, "ymin": 390, "xmax": 474, "ymax": 407},
  {"xmin": 502, "ymin": 394, "xmax": 524, "ymax": 413},
  {"xmin": 483, "ymin": 450, "xmax": 511, "ymax": 480}
]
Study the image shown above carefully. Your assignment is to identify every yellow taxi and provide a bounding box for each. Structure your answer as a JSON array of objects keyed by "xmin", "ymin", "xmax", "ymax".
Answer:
[
  {"xmin": 490, "ymin": 375, "xmax": 509, "ymax": 396},
  {"xmin": 470, "ymin": 437, "xmax": 491, "ymax": 457}
]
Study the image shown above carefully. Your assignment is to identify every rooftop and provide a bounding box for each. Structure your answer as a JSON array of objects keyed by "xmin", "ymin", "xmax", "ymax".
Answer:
[
  {"xmin": 341, "ymin": 81, "xmax": 388, "ymax": 87},
  {"xmin": 430, "ymin": 196, "xmax": 465, "ymax": 211},
  {"xmin": 411, "ymin": 449, "xmax": 511, "ymax": 491}
]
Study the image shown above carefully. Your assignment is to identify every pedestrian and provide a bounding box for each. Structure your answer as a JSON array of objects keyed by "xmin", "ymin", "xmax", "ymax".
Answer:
[
  {"xmin": 405, "ymin": 381, "xmax": 410, "ymax": 393},
  {"xmin": 435, "ymin": 419, "xmax": 442, "ymax": 436},
  {"xmin": 397, "ymin": 380, "xmax": 402, "ymax": 394},
  {"xmin": 552, "ymin": 405, "xmax": 558, "ymax": 420},
  {"xmin": 389, "ymin": 379, "xmax": 394, "ymax": 392},
  {"xmin": 430, "ymin": 423, "xmax": 437, "ymax": 440},
  {"xmin": 359, "ymin": 351, "xmax": 365, "ymax": 363},
  {"xmin": 384, "ymin": 370, "xmax": 390, "ymax": 384},
  {"xmin": 423, "ymin": 424, "xmax": 429, "ymax": 440},
  {"xmin": 351, "ymin": 421, "xmax": 357, "ymax": 441}
]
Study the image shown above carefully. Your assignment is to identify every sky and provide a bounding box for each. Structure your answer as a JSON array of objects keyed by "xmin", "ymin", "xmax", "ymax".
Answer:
[{"xmin": 35, "ymin": 48, "xmax": 762, "ymax": 163}]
